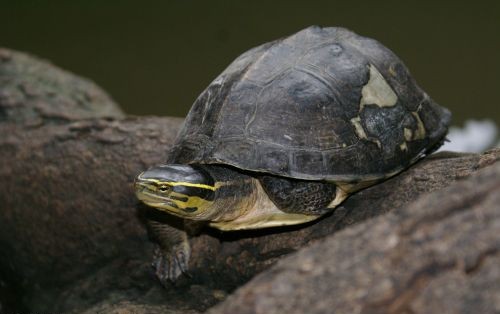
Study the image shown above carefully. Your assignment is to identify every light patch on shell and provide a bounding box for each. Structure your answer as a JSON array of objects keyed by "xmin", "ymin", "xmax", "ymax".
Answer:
[
  {"xmin": 388, "ymin": 63, "xmax": 398, "ymax": 77},
  {"xmin": 404, "ymin": 128, "xmax": 413, "ymax": 141},
  {"xmin": 359, "ymin": 64, "xmax": 398, "ymax": 111},
  {"xmin": 326, "ymin": 185, "xmax": 350, "ymax": 208},
  {"xmin": 400, "ymin": 113, "xmax": 426, "ymax": 149},
  {"xmin": 329, "ymin": 179, "xmax": 385, "ymax": 208},
  {"xmin": 350, "ymin": 116, "xmax": 368, "ymax": 140},
  {"xmin": 411, "ymin": 112, "xmax": 426, "ymax": 140},
  {"xmin": 399, "ymin": 142, "xmax": 408, "ymax": 151},
  {"xmin": 350, "ymin": 116, "xmax": 381, "ymax": 148}
]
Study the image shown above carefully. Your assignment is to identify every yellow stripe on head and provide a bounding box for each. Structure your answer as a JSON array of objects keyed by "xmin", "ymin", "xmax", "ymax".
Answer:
[
  {"xmin": 136, "ymin": 175, "xmax": 217, "ymax": 191},
  {"xmin": 135, "ymin": 164, "xmax": 220, "ymax": 219},
  {"xmin": 167, "ymin": 181, "xmax": 216, "ymax": 191}
]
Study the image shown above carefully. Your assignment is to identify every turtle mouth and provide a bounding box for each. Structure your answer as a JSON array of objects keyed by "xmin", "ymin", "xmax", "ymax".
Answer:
[
  {"xmin": 135, "ymin": 184, "xmax": 196, "ymax": 217},
  {"xmin": 145, "ymin": 200, "xmax": 181, "ymax": 211},
  {"xmin": 134, "ymin": 181, "xmax": 174, "ymax": 206},
  {"xmin": 135, "ymin": 188, "xmax": 178, "ymax": 209},
  {"xmin": 134, "ymin": 177, "xmax": 205, "ymax": 218}
]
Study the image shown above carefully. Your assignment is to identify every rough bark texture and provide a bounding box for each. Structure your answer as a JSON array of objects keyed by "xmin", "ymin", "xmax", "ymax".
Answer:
[
  {"xmin": 209, "ymin": 161, "xmax": 500, "ymax": 314},
  {"xmin": 0, "ymin": 48, "xmax": 498, "ymax": 314},
  {"xmin": 0, "ymin": 48, "xmax": 124, "ymax": 125}
]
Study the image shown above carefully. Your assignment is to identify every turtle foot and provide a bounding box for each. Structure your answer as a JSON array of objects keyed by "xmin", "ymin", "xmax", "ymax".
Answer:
[{"xmin": 152, "ymin": 242, "xmax": 190, "ymax": 284}]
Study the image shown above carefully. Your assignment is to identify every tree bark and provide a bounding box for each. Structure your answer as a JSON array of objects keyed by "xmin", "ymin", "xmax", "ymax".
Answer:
[
  {"xmin": 209, "ymin": 161, "xmax": 500, "ymax": 314},
  {"xmin": 0, "ymin": 48, "xmax": 498, "ymax": 314}
]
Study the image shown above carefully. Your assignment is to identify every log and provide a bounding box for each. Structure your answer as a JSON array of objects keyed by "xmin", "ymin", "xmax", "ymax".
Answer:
[
  {"xmin": 0, "ymin": 48, "xmax": 498, "ymax": 314},
  {"xmin": 0, "ymin": 48, "xmax": 124, "ymax": 125},
  {"xmin": 209, "ymin": 161, "xmax": 500, "ymax": 314}
]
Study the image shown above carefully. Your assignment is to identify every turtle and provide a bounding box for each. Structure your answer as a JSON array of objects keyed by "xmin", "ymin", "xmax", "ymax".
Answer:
[{"xmin": 134, "ymin": 25, "xmax": 451, "ymax": 283}]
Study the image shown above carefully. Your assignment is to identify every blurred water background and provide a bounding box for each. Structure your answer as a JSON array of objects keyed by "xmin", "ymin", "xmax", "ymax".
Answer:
[
  {"xmin": 438, "ymin": 119, "xmax": 498, "ymax": 152},
  {"xmin": 1, "ymin": 1, "xmax": 499, "ymax": 145}
]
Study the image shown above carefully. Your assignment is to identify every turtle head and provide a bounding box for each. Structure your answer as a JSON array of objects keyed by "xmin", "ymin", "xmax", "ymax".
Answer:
[{"xmin": 134, "ymin": 164, "xmax": 216, "ymax": 219}]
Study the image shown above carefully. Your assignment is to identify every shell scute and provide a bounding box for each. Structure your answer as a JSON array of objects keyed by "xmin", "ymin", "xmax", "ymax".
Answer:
[{"xmin": 168, "ymin": 26, "xmax": 451, "ymax": 181}]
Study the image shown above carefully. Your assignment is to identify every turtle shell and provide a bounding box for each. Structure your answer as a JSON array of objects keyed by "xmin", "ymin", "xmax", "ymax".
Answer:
[{"xmin": 168, "ymin": 26, "xmax": 451, "ymax": 181}]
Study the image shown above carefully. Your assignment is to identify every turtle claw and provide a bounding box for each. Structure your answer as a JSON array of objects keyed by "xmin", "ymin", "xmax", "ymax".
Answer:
[{"xmin": 152, "ymin": 243, "xmax": 191, "ymax": 284}]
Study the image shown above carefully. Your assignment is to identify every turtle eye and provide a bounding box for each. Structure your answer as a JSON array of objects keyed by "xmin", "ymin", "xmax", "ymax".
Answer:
[{"xmin": 158, "ymin": 185, "xmax": 170, "ymax": 193}]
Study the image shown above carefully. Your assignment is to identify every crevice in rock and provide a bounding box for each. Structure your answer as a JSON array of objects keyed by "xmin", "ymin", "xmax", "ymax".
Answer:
[
  {"xmin": 362, "ymin": 261, "xmax": 457, "ymax": 314},
  {"xmin": 464, "ymin": 248, "xmax": 499, "ymax": 275}
]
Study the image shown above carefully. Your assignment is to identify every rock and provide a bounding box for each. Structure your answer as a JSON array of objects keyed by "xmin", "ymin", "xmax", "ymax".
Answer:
[
  {"xmin": 1, "ymin": 48, "xmax": 498, "ymax": 314},
  {"xmin": 77, "ymin": 301, "xmax": 201, "ymax": 314},
  {"xmin": 0, "ymin": 116, "xmax": 184, "ymax": 313},
  {"xmin": 0, "ymin": 47, "xmax": 123, "ymax": 126},
  {"xmin": 209, "ymin": 160, "xmax": 500, "ymax": 314},
  {"xmin": 185, "ymin": 149, "xmax": 499, "ymax": 290}
]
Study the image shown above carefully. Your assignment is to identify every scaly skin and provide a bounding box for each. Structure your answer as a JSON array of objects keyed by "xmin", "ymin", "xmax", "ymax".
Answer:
[
  {"xmin": 137, "ymin": 164, "xmax": 341, "ymax": 282},
  {"xmin": 146, "ymin": 220, "xmax": 190, "ymax": 283}
]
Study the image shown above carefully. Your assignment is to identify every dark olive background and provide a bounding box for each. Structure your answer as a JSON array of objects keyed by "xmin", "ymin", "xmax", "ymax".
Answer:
[{"xmin": 1, "ymin": 1, "xmax": 499, "ymax": 125}]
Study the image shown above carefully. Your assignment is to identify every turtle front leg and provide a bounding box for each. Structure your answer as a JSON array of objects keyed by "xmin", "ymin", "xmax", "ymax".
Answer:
[
  {"xmin": 259, "ymin": 175, "xmax": 341, "ymax": 215},
  {"xmin": 146, "ymin": 219, "xmax": 191, "ymax": 284}
]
